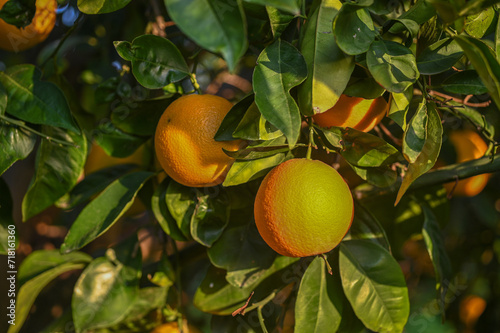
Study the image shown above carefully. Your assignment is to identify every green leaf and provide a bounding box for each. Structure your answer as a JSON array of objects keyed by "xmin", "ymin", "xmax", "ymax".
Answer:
[
  {"xmin": 446, "ymin": 103, "xmax": 495, "ymax": 138},
  {"xmin": 458, "ymin": 0, "xmax": 500, "ymax": 17},
  {"xmin": 61, "ymin": 171, "xmax": 153, "ymax": 253},
  {"xmin": 253, "ymin": 39, "xmax": 307, "ymax": 148},
  {"xmin": 343, "ymin": 76, "xmax": 385, "ymax": 99},
  {"xmin": 63, "ymin": 164, "xmax": 136, "ymax": 210},
  {"xmin": 389, "ymin": 87, "xmax": 413, "ymax": 129},
  {"xmin": 72, "ymin": 236, "xmax": 142, "ymax": 333},
  {"xmin": 465, "ymin": 7, "xmax": 496, "ymax": 38},
  {"xmin": 165, "ymin": 0, "xmax": 247, "ymax": 71},
  {"xmin": 442, "ymin": 70, "xmax": 489, "ymax": 95},
  {"xmin": 7, "ymin": 250, "xmax": 91, "ymax": 333},
  {"xmin": 295, "ymin": 257, "xmax": 343, "ymax": 333},
  {"xmin": 350, "ymin": 163, "xmax": 398, "ymax": 188},
  {"xmin": 121, "ymin": 286, "xmax": 169, "ymax": 323},
  {"xmin": 151, "ymin": 178, "xmax": 189, "ymax": 241},
  {"xmin": 426, "ymin": 0, "xmax": 460, "ymax": 23},
  {"xmin": 453, "ymin": 34, "xmax": 500, "ymax": 110},
  {"xmin": 0, "ymin": 178, "xmax": 16, "ymax": 255},
  {"xmin": 389, "ymin": 0, "xmax": 436, "ymax": 33},
  {"xmin": 421, "ymin": 201, "xmax": 453, "ymax": 320},
  {"xmin": 243, "ymin": 0, "xmax": 300, "ymax": 15},
  {"xmin": 215, "ymin": 94, "xmax": 254, "ymax": 141},
  {"xmin": 233, "ymin": 102, "xmax": 282, "ymax": 140},
  {"xmin": 193, "ymin": 256, "xmax": 298, "ymax": 315},
  {"xmin": 0, "ymin": 65, "xmax": 80, "ymax": 133},
  {"xmin": 22, "ymin": 126, "xmax": 87, "ymax": 221},
  {"xmin": 402, "ymin": 98, "xmax": 427, "ymax": 164},
  {"xmin": 496, "ymin": 11, "xmax": 500, "ymax": 61},
  {"xmin": 298, "ymin": 0, "xmax": 354, "ymax": 115},
  {"xmin": 340, "ymin": 239, "xmax": 410, "ymax": 333},
  {"xmin": 416, "ymin": 38, "xmax": 463, "ymax": 75},
  {"xmin": 165, "ymin": 180, "xmax": 196, "ymax": 239},
  {"xmin": 338, "ymin": 127, "xmax": 401, "ymax": 168},
  {"xmin": 386, "ymin": 19, "xmax": 420, "ymax": 44},
  {"xmin": 334, "ymin": 4, "xmax": 376, "ymax": 55},
  {"xmin": 111, "ymin": 96, "xmax": 175, "ymax": 136},
  {"xmin": 266, "ymin": 6, "xmax": 295, "ymax": 39},
  {"xmin": 0, "ymin": 120, "xmax": 36, "ymax": 176},
  {"xmin": 396, "ymin": 102, "xmax": 442, "ymax": 205},
  {"xmin": 191, "ymin": 193, "xmax": 230, "ymax": 247},
  {"xmin": 78, "ymin": 0, "xmax": 132, "ymax": 14},
  {"xmin": 94, "ymin": 122, "xmax": 147, "ymax": 158},
  {"xmin": 0, "ymin": 0, "xmax": 35, "ymax": 27},
  {"xmin": 208, "ymin": 214, "xmax": 277, "ymax": 288},
  {"xmin": 367, "ymin": 40, "xmax": 420, "ymax": 93},
  {"xmin": 348, "ymin": 201, "xmax": 391, "ymax": 251},
  {"xmin": 223, "ymin": 153, "xmax": 286, "ymax": 186},
  {"xmin": 114, "ymin": 36, "xmax": 189, "ymax": 89}
]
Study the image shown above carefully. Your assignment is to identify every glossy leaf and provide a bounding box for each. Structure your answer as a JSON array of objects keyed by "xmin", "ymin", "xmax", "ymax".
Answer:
[
  {"xmin": 421, "ymin": 201, "xmax": 453, "ymax": 319},
  {"xmin": 442, "ymin": 70, "xmax": 489, "ymax": 95},
  {"xmin": 7, "ymin": 250, "xmax": 91, "ymax": 333},
  {"xmin": 63, "ymin": 164, "xmax": 136, "ymax": 210},
  {"xmin": 151, "ymin": 178, "xmax": 188, "ymax": 241},
  {"xmin": 72, "ymin": 236, "xmax": 142, "ymax": 333},
  {"xmin": 208, "ymin": 214, "xmax": 277, "ymax": 287},
  {"xmin": 403, "ymin": 98, "xmax": 427, "ymax": 164},
  {"xmin": 0, "ymin": 178, "xmax": 16, "ymax": 255},
  {"xmin": 22, "ymin": 126, "xmax": 87, "ymax": 221},
  {"xmin": 165, "ymin": 180, "xmax": 196, "ymax": 239},
  {"xmin": 0, "ymin": 65, "xmax": 79, "ymax": 133},
  {"xmin": 367, "ymin": 40, "xmax": 419, "ymax": 93},
  {"xmin": 340, "ymin": 239, "xmax": 410, "ymax": 333},
  {"xmin": 61, "ymin": 171, "xmax": 154, "ymax": 253},
  {"xmin": 343, "ymin": 77, "xmax": 385, "ymax": 99},
  {"xmin": 396, "ymin": 102, "xmax": 442, "ymax": 205},
  {"xmin": 165, "ymin": 0, "xmax": 247, "ymax": 71},
  {"xmin": 0, "ymin": 83, "xmax": 6, "ymax": 113},
  {"xmin": 253, "ymin": 39, "xmax": 307, "ymax": 148},
  {"xmin": 193, "ymin": 256, "xmax": 299, "ymax": 315},
  {"xmin": 389, "ymin": 87, "xmax": 412, "ymax": 129},
  {"xmin": 215, "ymin": 94, "xmax": 254, "ymax": 141},
  {"xmin": 114, "ymin": 35, "xmax": 189, "ymax": 89},
  {"xmin": 298, "ymin": 0, "xmax": 354, "ymax": 115},
  {"xmin": 446, "ymin": 103, "xmax": 495, "ymax": 138},
  {"xmin": 334, "ymin": 4, "xmax": 376, "ymax": 55},
  {"xmin": 233, "ymin": 102, "xmax": 282, "ymax": 140},
  {"xmin": 223, "ymin": 136, "xmax": 289, "ymax": 160},
  {"xmin": 0, "ymin": 120, "xmax": 36, "ymax": 176},
  {"xmin": 191, "ymin": 193, "xmax": 230, "ymax": 247},
  {"xmin": 350, "ymin": 164, "xmax": 398, "ymax": 188},
  {"xmin": 266, "ymin": 6, "xmax": 295, "ymax": 39},
  {"xmin": 94, "ymin": 122, "xmax": 147, "ymax": 158},
  {"xmin": 416, "ymin": 38, "xmax": 463, "ymax": 75},
  {"xmin": 78, "ymin": 0, "xmax": 131, "ymax": 14},
  {"xmin": 454, "ymin": 35, "xmax": 500, "ymax": 110},
  {"xmin": 465, "ymin": 7, "xmax": 495, "ymax": 38},
  {"xmin": 295, "ymin": 257, "xmax": 343, "ymax": 333},
  {"xmin": 389, "ymin": 0, "xmax": 436, "ymax": 33},
  {"xmin": 223, "ymin": 153, "xmax": 286, "ymax": 186},
  {"xmin": 348, "ymin": 201, "xmax": 391, "ymax": 251},
  {"xmin": 243, "ymin": 0, "xmax": 300, "ymax": 15}
]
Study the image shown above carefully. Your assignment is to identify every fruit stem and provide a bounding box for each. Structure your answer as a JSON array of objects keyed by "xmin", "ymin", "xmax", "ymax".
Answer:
[
  {"xmin": 257, "ymin": 306, "xmax": 269, "ymax": 333},
  {"xmin": 0, "ymin": 114, "xmax": 78, "ymax": 147},
  {"xmin": 242, "ymin": 289, "xmax": 277, "ymax": 314},
  {"xmin": 320, "ymin": 253, "xmax": 333, "ymax": 275},
  {"xmin": 306, "ymin": 118, "xmax": 314, "ymax": 160}
]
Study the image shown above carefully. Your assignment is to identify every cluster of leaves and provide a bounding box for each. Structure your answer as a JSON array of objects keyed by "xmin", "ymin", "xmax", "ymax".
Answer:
[{"xmin": 1, "ymin": 0, "xmax": 500, "ymax": 332}]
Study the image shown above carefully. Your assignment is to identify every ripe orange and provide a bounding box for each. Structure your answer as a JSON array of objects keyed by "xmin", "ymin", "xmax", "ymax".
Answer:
[
  {"xmin": 154, "ymin": 94, "xmax": 242, "ymax": 187},
  {"xmin": 312, "ymin": 94, "xmax": 388, "ymax": 132},
  {"xmin": 150, "ymin": 321, "xmax": 201, "ymax": 333},
  {"xmin": 254, "ymin": 159, "xmax": 354, "ymax": 257},
  {"xmin": 0, "ymin": 0, "xmax": 56, "ymax": 52},
  {"xmin": 444, "ymin": 129, "xmax": 490, "ymax": 197}
]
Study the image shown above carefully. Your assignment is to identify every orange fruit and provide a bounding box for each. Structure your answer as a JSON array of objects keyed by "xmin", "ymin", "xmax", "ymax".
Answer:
[
  {"xmin": 154, "ymin": 94, "xmax": 242, "ymax": 187},
  {"xmin": 312, "ymin": 94, "xmax": 388, "ymax": 132},
  {"xmin": 459, "ymin": 295, "xmax": 487, "ymax": 328},
  {"xmin": 0, "ymin": 0, "xmax": 56, "ymax": 52},
  {"xmin": 150, "ymin": 321, "xmax": 201, "ymax": 333},
  {"xmin": 254, "ymin": 159, "xmax": 354, "ymax": 257},
  {"xmin": 444, "ymin": 129, "xmax": 490, "ymax": 197}
]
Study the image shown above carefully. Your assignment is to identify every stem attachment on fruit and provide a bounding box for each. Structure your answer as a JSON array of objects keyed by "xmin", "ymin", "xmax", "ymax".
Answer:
[
  {"xmin": 189, "ymin": 73, "xmax": 202, "ymax": 95},
  {"xmin": 0, "ymin": 114, "xmax": 78, "ymax": 147},
  {"xmin": 320, "ymin": 253, "xmax": 333, "ymax": 275},
  {"xmin": 306, "ymin": 118, "xmax": 314, "ymax": 160}
]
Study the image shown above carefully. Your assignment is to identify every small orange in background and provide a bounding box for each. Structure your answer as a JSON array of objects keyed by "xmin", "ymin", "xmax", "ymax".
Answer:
[
  {"xmin": 254, "ymin": 158, "xmax": 354, "ymax": 257},
  {"xmin": 312, "ymin": 94, "xmax": 388, "ymax": 132},
  {"xmin": 150, "ymin": 320, "xmax": 201, "ymax": 333},
  {"xmin": 444, "ymin": 129, "xmax": 490, "ymax": 197},
  {"xmin": 0, "ymin": 0, "xmax": 57, "ymax": 52},
  {"xmin": 154, "ymin": 94, "xmax": 243, "ymax": 188},
  {"xmin": 459, "ymin": 295, "xmax": 487, "ymax": 329}
]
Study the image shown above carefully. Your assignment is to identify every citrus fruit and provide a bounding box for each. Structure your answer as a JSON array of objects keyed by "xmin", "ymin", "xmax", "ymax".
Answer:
[
  {"xmin": 444, "ymin": 129, "xmax": 490, "ymax": 197},
  {"xmin": 150, "ymin": 321, "xmax": 201, "ymax": 333},
  {"xmin": 154, "ymin": 94, "xmax": 242, "ymax": 187},
  {"xmin": 312, "ymin": 94, "xmax": 388, "ymax": 132},
  {"xmin": 254, "ymin": 158, "xmax": 354, "ymax": 257},
  {"xmin": 0, "ymin": 0, "xmax": 56, "ymax": 52}
]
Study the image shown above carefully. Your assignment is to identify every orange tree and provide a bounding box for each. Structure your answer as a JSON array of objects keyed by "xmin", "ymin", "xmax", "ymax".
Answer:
[{"xmin": 1, "ymin": 0, "xmax": 500, "ymax": 332}]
